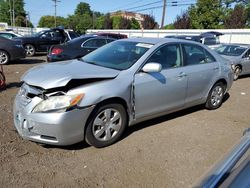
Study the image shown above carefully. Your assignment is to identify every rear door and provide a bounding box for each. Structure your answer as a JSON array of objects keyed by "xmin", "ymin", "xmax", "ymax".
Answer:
[
  {"xmin": 134, "ymin": 43, "xmax": 188, "ymax": 119},
  {"xmin": 181, "ymin": 43, "xmax": 220, "ymax": 105}
]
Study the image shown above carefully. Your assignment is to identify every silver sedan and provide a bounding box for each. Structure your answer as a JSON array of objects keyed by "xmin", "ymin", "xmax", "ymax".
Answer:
[
  {"xmin": 215, "ymin": 44, "xmax": 250, "ymax": 80},
  {"xmin": 13, "ymin": 38, "xmax": 234, "ymax": 148}
]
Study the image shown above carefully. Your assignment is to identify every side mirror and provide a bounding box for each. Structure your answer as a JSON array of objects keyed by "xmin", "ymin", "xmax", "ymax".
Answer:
[{"xmin": 142, "ymin": 62, "xmax": 162, "ymax": 73}]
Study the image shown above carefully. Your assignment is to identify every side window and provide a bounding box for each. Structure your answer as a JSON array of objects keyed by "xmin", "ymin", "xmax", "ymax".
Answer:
[
  {"xmin": 83, "ymin": 39, "xmax": 98, "ymax": 48},
  {"xmin": 53, "ymin": 31, "xmax": 63, "ymax": 38},
  {"xmin": 107, "ymin": 39, "xmax": 114, "ymax": 43},
  {"xmin": 42, "ymin": 31, "xmax": 52, "ymax": 38},
  {"xmin": 83, "ymin": 39, "xmax": 106, "ymax": 48},
  {"xmin": 146, "ymin": 44, "xmax": 182, "ymax": 69},
  {"xmin": 183, "ymin": 44, "xmax": 207, "ymax": 66},
  {"xmin": 243, "ymin": 49, "xmax": 250, "ymax": 58},
  {"xmin": 204, "ymin": 50, "xmax": 216, "ymax": 63},
  {"xmin": 95, "ymin": 39, "xmax": 107, "ymax": 47}
]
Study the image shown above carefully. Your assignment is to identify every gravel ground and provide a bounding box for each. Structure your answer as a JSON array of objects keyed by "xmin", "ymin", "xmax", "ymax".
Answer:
[{"xmin": 0, "ymin": 56, "xmax": 249, "ymax": 188}]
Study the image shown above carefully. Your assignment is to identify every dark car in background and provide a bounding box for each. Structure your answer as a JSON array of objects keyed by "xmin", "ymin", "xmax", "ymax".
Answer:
[
  {"xmin": 85, "ymin": 32, "xmax": 127, "ymax": 39},
  {"xmin": 47, "ymin": 36, "xmax": 115, "ymax": 62},
  {"xmin": 215, "ymin": 44, "xmax": 250, "ymax": 80},
  {"xmin": 0, "ymin": 37, "xmax": 25, "ymax": 65},
  {"xmin": 0, "ymin": 31, "xmax": 22, "ymax": 39},
  {"xmin": 165, "ymin": 31, "xmax": 222, "ymax": 49},
  {"xmin": 16, "ymin": 28, "xmax": 79, "ymax": 57}
]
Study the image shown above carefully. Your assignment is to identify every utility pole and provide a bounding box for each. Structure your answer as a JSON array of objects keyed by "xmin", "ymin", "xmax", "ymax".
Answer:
[
  {"xmin": 9, "ymin": 0, "xmax": 12, "ymax": 26},
  {"xmin": 12, "ymin": 0, "xmax": 15, "ymax": 27},
  {"xmin": 52, "ymin": 0, "xmax": 60, "ymax": 27},
  {"xmin": 161, "ymin": 0, "xmax": 166, "ymax": 28}
]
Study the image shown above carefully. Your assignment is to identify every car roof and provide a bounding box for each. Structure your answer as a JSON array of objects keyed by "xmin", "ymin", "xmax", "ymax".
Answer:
[
  {"xmin": 119, "ymin": 37, "xmax": 200, "ymax": 45},
  {"xmin": 221, "ymin": 44, "xmax": 250, "ymax": 48}
]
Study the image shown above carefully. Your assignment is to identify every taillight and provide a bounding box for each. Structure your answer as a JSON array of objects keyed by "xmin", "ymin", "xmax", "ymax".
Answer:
[{"xmin": 51, "ymin": 47, "xmax": 63, "ymax": 55}]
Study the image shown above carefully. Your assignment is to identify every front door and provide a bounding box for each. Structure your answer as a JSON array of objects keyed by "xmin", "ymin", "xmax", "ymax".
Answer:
[{"xmin": 134, "ymin": 44, "xmax": 188, "ymax": 119}]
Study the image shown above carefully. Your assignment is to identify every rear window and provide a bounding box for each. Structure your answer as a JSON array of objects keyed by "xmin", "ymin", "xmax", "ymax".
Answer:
[{"xmin": 68, "ymin": 31, "xmax": 79, "ymax": 39}]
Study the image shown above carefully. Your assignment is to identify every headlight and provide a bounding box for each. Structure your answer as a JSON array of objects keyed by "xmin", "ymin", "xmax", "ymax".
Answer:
[{"xmin": 32, "ymin": 94, "xmax": 84, "ymax": 113}]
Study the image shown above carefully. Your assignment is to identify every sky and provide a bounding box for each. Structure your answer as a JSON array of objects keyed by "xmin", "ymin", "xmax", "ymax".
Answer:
[{"xmin": 24, "ymin": 0, "xmax": 196, "ymax": 27}]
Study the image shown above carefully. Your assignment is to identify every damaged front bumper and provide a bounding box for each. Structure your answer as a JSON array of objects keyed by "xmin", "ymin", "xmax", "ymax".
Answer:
[{"xmin": 13, "ymin": 89, "xmax": 95, "ymax": 146}]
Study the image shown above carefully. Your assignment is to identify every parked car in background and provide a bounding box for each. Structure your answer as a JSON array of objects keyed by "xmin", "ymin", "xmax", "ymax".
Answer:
[
  {"xmin": 165, "ymin": 31, "xmax": 222, "ymax": 49},
  {"xmin": 0, "ymin": 31, "xmax": 22, "ymax": 39},
  {"xmin": 0, "ymin": 37, "xmax": 25, "ymax": 65},
  {"xmin": 85, "ymin": 32, "xmax": 127, "ymax": 39},
  {"xmin": 16, "ymin": 27, "xmax": 79, "ymax": 57},
  {"xmin": 14, "ymin": 38, "xmax": 233, "ymax": 148},
  {"xmin": 194, "ymin": 128, "xmax": 250, "ymax": 188},
  {"xmin": 47, "ymin": 36, "xmax": 115, "ymax": 62},
  {"xmin": 215, "ymin": 44, "xmax": 250, "ymax": 80}
]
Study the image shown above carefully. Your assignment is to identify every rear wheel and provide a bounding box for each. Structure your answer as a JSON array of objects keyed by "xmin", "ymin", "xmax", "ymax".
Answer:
[
  {"xmin": 24, "ymin": 44, "xmax": 35, "ymax": 57},
  {"xmin": 85, "ymin": 103, "xmax": 127, "ymax": 148},
  {"xmin": 205, "ymin": 82, "xmax": 225, "ymax": 110},
  {"xmin": 233, "ymin": 66, "xmax": 241, "ymax": 81},
  {"xmin": 0, "ymin": 50, "xmax": 9, "ymax": 65}
]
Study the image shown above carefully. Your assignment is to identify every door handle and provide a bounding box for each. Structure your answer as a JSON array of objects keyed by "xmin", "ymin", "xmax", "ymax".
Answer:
[
  {"xmin": 178, "ymin": 72, "xmax": 187, "ymax": 78},
  {"xmin": 213, "ymin": 67, "xmax": 219, "ymax": 70}
]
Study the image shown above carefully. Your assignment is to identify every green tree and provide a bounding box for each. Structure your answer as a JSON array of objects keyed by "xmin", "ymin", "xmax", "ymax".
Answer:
[
  {"xmin": 38, "ymin": 15, "xmax": 67, "ymax": 28},
  {"xmin": 131, "ymin": 18, "xmax": 140, "ymax": 29},
  {"xmin": 112, "ymin": 16, "xmax": 122, "ymax": 29},
  {"xmin": 119, "ymin": 17, "xmax": 131, "ymax": 29},
  {"xmin": 74, "ymin": 2, "xmax": 92, "ymax": 16},
  {"xmin": 0, "ymin": 0, "xmax": 32, "ymax": 27},
  {"xmin": 142, "ymin": 15, "xmax": 158, "ymax": 29},
  {"xmin": 189, "ymin": 0, "xmax": 224, "ymax": 29},
  {"xmin": 225, "ymin": 4, "xmax": 247, "ymax": 28},
  {"xmin": 95, "ymin": 15, "xmax": 105, "ymax": 29},
  {"xmin": 173, "ymin": 11, "xmax": 191, "ymax": 29},
  {"xmin": 103, "ymin": 13, "xmax": 113, "ymax": 29},
  {"xmin": 164, "ymin": 24, "xmax": 175, "ymax": 29}
]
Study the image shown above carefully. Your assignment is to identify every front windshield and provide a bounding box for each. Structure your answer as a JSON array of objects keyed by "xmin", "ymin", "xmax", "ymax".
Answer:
[
  {"xmin": 215, "ymin": 45, "xmax": 247, "ymax": 56},
  {"xmin": 82, "ymin": 41, "xmax": 152, "ymax": 70}
]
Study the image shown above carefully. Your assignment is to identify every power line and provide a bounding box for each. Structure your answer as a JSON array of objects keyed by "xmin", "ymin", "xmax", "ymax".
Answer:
[
  {"xmin": 125, "ymin": 0, "xmax": 162, "ymax": 11},
  {"xmin": 108, "ymin": 0, "xmax": 145, "ymax": 12},
  {"xmin": 132, "ymin": 2, "xmax": 194, "ymax": 12}
]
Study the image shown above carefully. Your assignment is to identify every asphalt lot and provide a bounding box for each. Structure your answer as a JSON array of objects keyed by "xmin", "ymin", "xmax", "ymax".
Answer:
[{"xmin": 0, "ymin": 56, "xmax": 250, "ymax": 187}]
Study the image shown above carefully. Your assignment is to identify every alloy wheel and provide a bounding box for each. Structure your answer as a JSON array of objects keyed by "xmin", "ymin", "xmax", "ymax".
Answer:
[
  {"xmin": 0, "ymin": 51, "xmax": 8, "ymax": 65},
  {"xmin": 211, "ymin": 86, "xmax": 223, "ymax": 106},
  {"xmin": 25, "ymin": 45, "xmax": 35, "ymax": 56},
  {"xmin": 92, "ymin": 108, "xmax": 122, "ymax": 141}
]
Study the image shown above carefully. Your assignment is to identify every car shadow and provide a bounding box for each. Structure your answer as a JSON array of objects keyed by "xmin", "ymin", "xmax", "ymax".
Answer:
[
  {"xmin": 42, "ymin": 93, "xmax": 230, "ymax": 150},
  {"xmin": 122, "ymin": 92, "xmax": 230, "ymax": 142},
  {"xmin": 239, "ymin": 75, "xmax": 250, "ymax": 80},
  {"xmin": 5, "ymin": 82, "xmax": 23, "ymax": 89},
  {"xmin": 11, "ymin": 58, "xmax": 46, "ymax": 65}
]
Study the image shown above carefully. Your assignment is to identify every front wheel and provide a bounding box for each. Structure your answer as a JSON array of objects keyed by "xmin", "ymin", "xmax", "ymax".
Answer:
[
  {"xmin": 85, "ymin": 103, "xmax": 127, "ymax": 148},
  {"xmin": 233, "ymin": 66, "xmax": 241, "ymax": 81},
  {"xmin": 205, "ymin": 83, "xmax": 225, "ymax": 110},
  {"xmin": 24, "ymin": 44, "xmax": 35, "ymax": 57}
]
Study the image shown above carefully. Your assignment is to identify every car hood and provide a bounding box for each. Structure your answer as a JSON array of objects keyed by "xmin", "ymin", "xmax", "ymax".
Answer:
[{"xmin": 22, "ymin": 59, "xmax": 120, "ymax": 90}]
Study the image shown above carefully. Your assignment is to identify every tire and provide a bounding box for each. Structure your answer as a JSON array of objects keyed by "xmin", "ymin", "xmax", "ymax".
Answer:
[
  {"xmin": 233, "ymin": 66, "xmax": 241, "ymax": 81},
  {"xmin": 24, "ymin": 44, "xmax": 35, "ymax": 57},
  {"xmin": 85, "ymin": 103, "xmax": 127, "ymax": 148},
  {"xmin": 0, "ymin": 50, "xmax": 9, "ymax": 65},
  {"xmin": 205, "ymin": 82, "xmax": 225, "ymax": 110}
]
